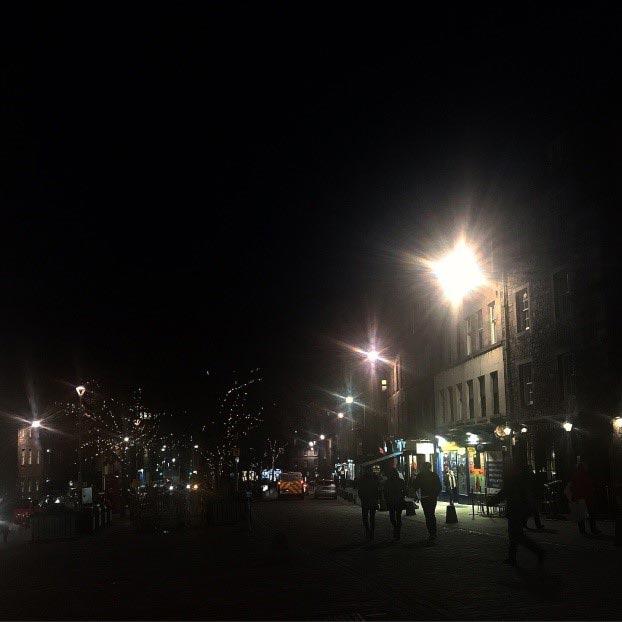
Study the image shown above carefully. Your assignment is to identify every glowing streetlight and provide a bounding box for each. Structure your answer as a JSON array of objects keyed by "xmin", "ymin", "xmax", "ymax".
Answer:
[
  {"xmin": 337, "ymin": 412, "xmax": 344, "ymax": 419},
  {"xmin": 345, "ymin": 396, "xmax": 354, "ymax": 405},
  {"xmin": 503, "ymin": 426, "xmax": 512, "ymax": 436},
  {"xmin": 319, "ymin": 434, "xmax": 325, "ymax": 441},
  {"xmin": 123, "ymin": 436, "xmax": 129, "ymax": 442},
  {"xmin": 432, "ymin": 240, "xmax": 484, "ymax": 306},
  {"xmin": 366, "ymin": 350, "xmax": 379, "ymax": 363},
  {"xmin": 75, "ymin": 385, "xmax": 86, "ymax": 398},
  {"xmin": 563, "ymin": 421, "xmax": 573, "ymax": 432},
  {"xmin": 31, "ymin": 420, "xmax": 41, "ymax": 429},
  {"xmin": 194, "ymin": 444, "xmax": 199, "ymax": 449},
  {"xmin": 521, "ymin": 426, "xmax": 528, "ymax": 433},
  {"xmin": 308, "ymin": 441, "xmax": 314, "ymax": 447}
]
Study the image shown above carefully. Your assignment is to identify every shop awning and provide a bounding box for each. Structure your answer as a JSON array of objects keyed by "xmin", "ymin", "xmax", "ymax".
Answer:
[{"xmin": 359, "ymin": 451, "xmax": 403, "ymax": 468}]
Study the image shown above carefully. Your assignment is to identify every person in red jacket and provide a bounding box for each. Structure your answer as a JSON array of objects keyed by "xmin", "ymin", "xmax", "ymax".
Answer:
[{"xmin": 570, "ymin": 462, "xmax": 601, "ymax": 536}]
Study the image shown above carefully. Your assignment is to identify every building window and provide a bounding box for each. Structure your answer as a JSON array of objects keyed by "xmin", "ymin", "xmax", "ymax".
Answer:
[
  {"xmin": 35, "ymin": 479, "xmax": 39, "ymax": 492},
  {"xmin": 519, "ymin": 363, "xmax": 534, "ymax": 407},
  {"xmin": 37, "ymin": 450, "xmax": 41, "ymax": 465},
  {"xmin": 456, "ymin": 383, "xmax": 463, "ymax": 420},
  {"xmin": 553, "ymin": 270, "xmax": 572, "ymax": 320},
  {"xmin": 466, "ymin": 317, "xmax": 473, "ymax": 355},
  {"xmin": 558, "ymin": 353, "xmax": 576, "ymax": 401},
  {"xmin": 28, "ymin": 449, "xmax": 32, "ymax": 465},
  {"xmin": 478, "ymin": 376, "xmax": 486, "ymax": 418},
  {"xmin": 440, "ymin": 390, "xmax": 446, "ymax": 423},
  {"xmin": 490, "ymin": 371, "xmax": 500, "ymax": 415},
  {"xmin": 448, "ymin": 386, "xmax": 455, "ymax": 422},
  {"xmin": 516, "ymin": 289, "xmax": 530, "ymax": 332},
  {"xmin": 489, "ymin": 302, "xmax": 496, "ymax": 344},
  {"xmin": 467, "ymin": 380, "xmax": 474, "ymax": 419},
  {"xmin": 394, "ymin": 358, "xmax": 401, "ymax": 392},
  {"xmin": 381, "ymin": 379, "xmax": 387, "ymax": 392},
  {"xmin": 456, "ymin": 324, "xmax": 461, "ymax": 360},
  {"xmin": 21, "ymin": 449, "xmax": 26, "ymax": 466},
  {"xmin": 477, "ymin": 309, "xmax": 484, "ymax": 349}
]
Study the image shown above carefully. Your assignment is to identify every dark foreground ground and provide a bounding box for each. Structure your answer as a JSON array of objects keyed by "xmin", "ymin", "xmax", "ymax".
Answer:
[{"xmin": 0, "ymin": 497, "xmax": 620, "ymax": 620}]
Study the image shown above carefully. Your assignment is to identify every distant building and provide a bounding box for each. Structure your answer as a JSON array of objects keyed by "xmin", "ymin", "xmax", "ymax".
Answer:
[{"xmin": 17, "ymin": 425, "xmax": 73, "ymax": 501}]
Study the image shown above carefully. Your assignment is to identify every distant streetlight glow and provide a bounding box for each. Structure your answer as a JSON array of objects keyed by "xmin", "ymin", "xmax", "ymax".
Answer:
[
  {"xmin": 76, "ymin": 385, "xmax": 86, "ymax": 398},
  {"xmin": 123, "ymin": 436, "xmax": 129, "ymax": 442},
  {"xmin": 308, "ymin": 441, "xmax": 314, "ymax": 447},
  {"xmin": 563, "ymin": 421, "xmax": 573, "ymax": 432},
  {"xmin": 319, "ymin": 434, "xmax": 325, "ymax": 440},
  {"xmin": 337, "ymin": 412, "xmax": 344, "ymax": 419},
  {"xmin": 194, "ymin": 444, "xmax": 199, "ymax": 449},
  {"xmin": 345, "ymin": 396, "xmax": 354, "ymax": 404},
  {"xmin": 521, "ymin": 426, "xmax": 528, "ymax": 433},
  {"xmin": 432, "ymin": 240, "xmax": 484, "ymax": 306},
  {"xmin": 503, "ymin": 426, "xmax": 512, "ymax": 436},
  {"xmin": 31, "ymin": 420, "xmax": 41, "ymax": 429}
]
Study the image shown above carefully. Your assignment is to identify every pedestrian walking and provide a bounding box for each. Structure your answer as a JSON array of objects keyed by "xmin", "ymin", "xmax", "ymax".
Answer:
[
  {"xmin": 567, "ymin": 462, "xmax": 601, "ymax": 536},
  {"xmin": 412, "ymin": 462, "xmax": 442, "ymax": 541},
  {"xmin": 356, "ymin": 467, "xmax": 380, "ymax": 540},
  {"xmin": 522, "ymin": 465, "xmax": 544, "ymax": 530},
  {"xmin": 489, "ymin": 463, "xmax": 545, "ymax": 567},
  {"xmin": 443, "ymin": 466, "xmax": 458, "ymax": 505},
  {"xmin": 384, "ymin": 468, "xmax": 406, "ymax": 540}
]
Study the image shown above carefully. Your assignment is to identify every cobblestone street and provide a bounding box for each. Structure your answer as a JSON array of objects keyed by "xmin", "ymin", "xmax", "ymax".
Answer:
[{"xmin": 1, "ymin": 498, "xmax": 620, "ymax": 620}]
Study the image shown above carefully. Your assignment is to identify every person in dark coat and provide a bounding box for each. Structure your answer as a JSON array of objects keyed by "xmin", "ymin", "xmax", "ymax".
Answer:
[
  {"xmin": 521, "ymin": 465, "xmax": 543, "ymax": 530},
  {"xmin": 356, "ymin": 468, "xmax": 380, "ymax": 540},
  {"xmin": 489, "ymin": 464, "xmax": 545, "ymax": 567},
  {"xmin": 384, "ymin": 468, "xmax": 406, "ymax": 540},
  {"xmin": 569, "ymin": 462, "xmax": 601, "ymax": 536},
  {"xmin": 443, "ymin": 466, "xmax": 458, "ymax": 505},
  {"xmin": 412, "ymin": 462, "xmax": 442, "ymax": 541}
]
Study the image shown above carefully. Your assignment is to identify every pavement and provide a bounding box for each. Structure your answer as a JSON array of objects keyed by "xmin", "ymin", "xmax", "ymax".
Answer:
[{"xmin": 0, "ymin": 499, "xmax": 619, "ymax": 620}]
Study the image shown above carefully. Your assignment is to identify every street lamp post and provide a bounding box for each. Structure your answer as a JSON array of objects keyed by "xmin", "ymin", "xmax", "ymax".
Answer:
[{"xmin": 75, "ymin": 385, "xmax": 86, "ymax": 500}]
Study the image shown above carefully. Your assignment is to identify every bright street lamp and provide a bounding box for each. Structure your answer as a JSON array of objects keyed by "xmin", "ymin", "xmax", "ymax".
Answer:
[
  {"xmin": 123, "ymin": 436, "xmax": 129, "ymax": 442},
  {"xmin": 366, "ymin": 350, "xmax": 379, "ymax": 363},
  {"xmin": 308, "ymin": 441, "xmax": 314, "ymax": 447},
  {"xmin": 319, "ymin": 434, "xmax": 325, "ymax": 441},
  {"xmin": 31, "ymin": 420, "xmax": 41, "ymax": 429},
  {"xmin": 563, "ymin": 421, "xmax": 573, "ymax": 432},
  {"xmin": 503, "ymin": 426, "xmax": 512, "ymax": 436},
  {"xmin": 75, "ymin": 385, "xmax": 86, "ymax": 398},
  {"xmin": 432, "ymin": 240, "xmax": 484, "ymax": 306},
  {"xmin": 337, "ymin": 412, "xmax": 344, "ymax": 419},
  {"xmin": 345, "ymin": 396, "xmax": 354, "ymax": 404}
]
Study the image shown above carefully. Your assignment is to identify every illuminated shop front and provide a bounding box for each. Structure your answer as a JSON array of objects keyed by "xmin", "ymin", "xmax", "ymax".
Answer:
[{"xmin": 435, "ymin": 430, "xmax": 505, "ymax": 496}]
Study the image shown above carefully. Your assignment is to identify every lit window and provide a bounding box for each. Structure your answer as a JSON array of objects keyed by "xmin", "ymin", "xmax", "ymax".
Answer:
[
  {"xmin": 488, "ymin": 302, "xmax": 496, "ymax": 344},
  {"xmin": 466, "ymin": 317, "xmax": 473, "ymax": 355},
  {"xmin": 516, "ymin": 289, "xmax": 530, "ymax": 332},
  {"xmin": 477, "ymin": 309, "xmax": 483, "ymax": 349},
  {"xmin": 381, "ymin": 379, "xmax": 387, "ymax": 392},
  {"xmin": 28, "ymin": 449, "xmax": 32, "ymax": 465},
  {"xmin": 21, "ymin": 450, "xmax": 26, "ymax": 465}
]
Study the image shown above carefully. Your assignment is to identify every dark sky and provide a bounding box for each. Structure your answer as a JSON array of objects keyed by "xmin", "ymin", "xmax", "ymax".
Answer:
[{"xmin": 1, "ymin": 5, "xmax": 619, "ymax": 421}]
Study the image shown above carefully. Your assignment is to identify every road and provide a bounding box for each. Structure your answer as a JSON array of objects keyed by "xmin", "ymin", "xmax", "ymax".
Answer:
[{"xmin": 0, "ymin": 497, "xmax": 620, "ymax": 620}]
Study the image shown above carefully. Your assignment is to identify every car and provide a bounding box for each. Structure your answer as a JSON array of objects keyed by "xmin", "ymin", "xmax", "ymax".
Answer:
[
  {"xmin": 314, "ymin": 479, "xmax": 337, "ymax": 499},
  {"xmin": 277, "ymin": 472, "xmax": 305, "ymax": 499}
]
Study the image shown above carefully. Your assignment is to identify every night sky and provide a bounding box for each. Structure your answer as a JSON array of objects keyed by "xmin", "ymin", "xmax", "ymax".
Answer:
[{"xmin": 1, "ymin": 5, "xmax": 619, "ymax": 424}]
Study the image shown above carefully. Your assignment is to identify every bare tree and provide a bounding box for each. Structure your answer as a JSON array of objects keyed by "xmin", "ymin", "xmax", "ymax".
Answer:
[{"xmin": 265, "ymin": 438, "xmax": 286, "ymax": 481}]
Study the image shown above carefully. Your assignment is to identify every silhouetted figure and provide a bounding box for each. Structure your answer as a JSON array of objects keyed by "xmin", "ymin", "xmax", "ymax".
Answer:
[
  {"xmin": 522, "ymin": 466, "xmax": 544, "ymax": 530},
  {"xmin": 356, "ymin": 468, "xmax": 380, "ymax": 540},
  {"xmin": 413, "ymin": 462, "xmax": 442, "ymax": 541},
  {"xmin": 569, "ymin": 462, "xmax": 601, "ymax": 536},
  {"xmin": 384, "ymin": 469, "xmax": 406, "ymax": 540},
  {"xmin": 489, "ymin": 464, "xmax": 545, "ymax": 567},
  {"xmin": 443, "ymin": 466, "xmax": 458, "ymax": 505}
]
